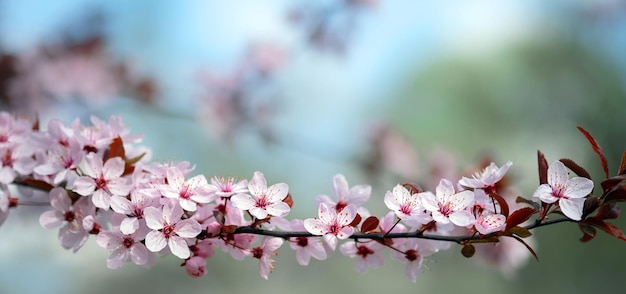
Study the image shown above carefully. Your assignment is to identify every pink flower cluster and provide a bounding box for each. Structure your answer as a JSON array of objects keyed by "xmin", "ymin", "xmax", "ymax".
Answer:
[{"xmin": 0, "ymin": 111, "xmax": 598, "ymax": 281}]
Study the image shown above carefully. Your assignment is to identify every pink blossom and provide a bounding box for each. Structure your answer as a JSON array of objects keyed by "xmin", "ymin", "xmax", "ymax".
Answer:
[
  {"xmin": 110, "ymin": 190, "xmax": 159, "ymax": 234},
  {"xmin": 421, "ymin": 179, "xmax": 475, "ymax": 227},
  {"xmin": 33, "ymin": 141, "xmax": 83, "ymax": 184},
  {"xmin": 251, "ymin": 237, "xmax": 284, "ymax": 280},
  {"xmin": 72, "ymin": 153, "xmax": 131, "ymax": 209},
  {"xmin": 158, "ymin": 167, "xmax": 214, "ymax": 211},
  {"xmin": 384, "ymin": 184, "xmax": 431, "ymax": 227},
  {"xmin": 39, "ymin": 187, "xmax": 95, "ymax": 252},
  {"xmin": 316, "ymin": 174, "xmax": 370, "ymax": 212},
  {"xmin": 184, "ymin": 256, "xmax": 207, "ymax": 278},
  {"xmin": 0, "ymin": 113, "xmax": 33, "ymax": 149},
  {"xmin": 144, "ymin": 202, "xmax": 202, "ymax": 259},
  {"xmin": 304, "ymin": 202, "xmax": 357, "ymax": 251},
  {"xmin": 340, "ymin": 240, "xmax": 385, "ymax": 273},
  {"xmin": 474, "ymin": 235, "xmax": 536, "ymax": 277},
  {"xmin": 459, "ymin": 161, "xmax": 512, "ymax": 193},
  {"xmin": 0, "ymin": 146, "xmax": 37, "ymax": 185},
  {"xmin": 95, "ymin": 225, "xmax": 153, "ymax": 269},
  {"xmin": 231, "ymin": 171, "xmax": 290, "ymax": 219},
  {"xmin": 207, "ymin": 176, "xmax": 248, "ymax": 198},
  {"xmin": 390, "ymin": 239, "xmax": 439, "ymax": 282},
  {"xmin": 219, "ymin": 233, "xmax": 257, "ymax": 260},
  {"xmin": 532, "ymin": 160, "xmax": 593, "ymax": 221},
  {"xmin": 474, "ymin": 210, "xmax": 506, "ymax": 235},
  {"xmin": 288, "ymin": 219, "xmax": 327, "ymax": 266}
]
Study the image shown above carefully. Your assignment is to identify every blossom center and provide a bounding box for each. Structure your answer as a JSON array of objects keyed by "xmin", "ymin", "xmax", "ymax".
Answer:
[
  {"xmin": 356, "ymin": 245, "xmax": 374, "ymax": 258},
  {"xmin": 95, "ymin": 177, "xmax": 107, "ymax": 190},
  {"xmin": 296, "ymin": 237, "xmax": 308, "ymax": 247},
  {"xmin": 131, "ymin": 206, "xmax": 143, "ymax": 218},
  {"xmin": 83, "ymin": 145, "xmax": 98, "ymax": 154},
  {"xmin": 162, "ymin": 224, "xmax": 175, "ymax": 238},
  {"xmin": 438, "ymin": 203, "xmax": 452, "ymax": 217},
  {"xmin": 179, "ymin": 185, "xmax": 191, "ymax": 200},
  {"xmin": 1, "ymin": 151, "xmax": 13, "ymax": 167},
  {"xmin": 336, "ymin": 200, "xmax": 348, "ymax": 212},
  {"xmin": 252, "ymin": 247, "xmax": 264, "ymax": 259},
  {"xmin": 328, "ymin": 222, "xmax": 340, "ymax": 235},
  {"xmin": 64, "ymin": 211, "xmax": 76, "ymax": 222},
  {"xmin": 552, "ymin": 185, "xmax": 568, "ymax": 199},
  {"xmin": 122, "ymin": 237, "xmax": 134, "ymax": 248},
  {"xmin": 400, "ymin": 203, "xmax": 413, "ymax": 215},
  {"xmin": 405, "ymin": 249, "xmax": 419, "ymax": 261},
  {"xmin": 256, "ymin": 195, "xmax": 268, "ymax": 209}
]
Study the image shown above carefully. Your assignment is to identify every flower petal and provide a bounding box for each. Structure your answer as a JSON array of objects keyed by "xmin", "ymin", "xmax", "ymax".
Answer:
[
  {"xmin": 565, "ymin": 177, "xmax": 594, "ymax": 199},
  {"xmin": 143, "ymin": 206, "xmax": 165, "ymax": 230},
  {"xmin": 107, "ymin": 247, "xmax": 130, "ymax": 269},
  {"xmin": 547, "ymin": 161, "xmax": 569, "ymax": 187},
  {"xmin": 266, "ymin": 201, "xmax": 290, "ymax": 217},
  {"xmin": 103, "ymin": 157, "xmax": 125, "ymax": 180},
  {"xmin": 175, "ymin": 219, "xmax": 202, "ymax": 238},
  {"xmin": 266, "ymin": 183, "xmax": 288, "ymax": 202},
  {"xmin": 559, "ymin": 198, "xmax": 585, "ymax": 221},
  {"xmin": 145, "ymin": 230, "xmax": 167, "ymax": 253},
  {"xmin": 248, "ymin": 171, "xmax": 268, "ymax": 197},
  {"xmin": 168, "ymin": 236, "xmax": 191, "ymax": 259}
]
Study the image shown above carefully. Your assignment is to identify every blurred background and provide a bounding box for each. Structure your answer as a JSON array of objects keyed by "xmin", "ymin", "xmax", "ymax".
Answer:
[{"xmin": 1, "ymin": 0, "xmax": 626, "ymax": 293}]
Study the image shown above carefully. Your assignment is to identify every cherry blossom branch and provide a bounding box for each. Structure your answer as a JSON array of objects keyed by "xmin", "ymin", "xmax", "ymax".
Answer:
[
  {"xmin": 1, "ymin": 112, "xmax": 625, "ymax": 282},
  {"xmin": 231, "ymin": 216, "xmax": 574, "ymax": 243}
]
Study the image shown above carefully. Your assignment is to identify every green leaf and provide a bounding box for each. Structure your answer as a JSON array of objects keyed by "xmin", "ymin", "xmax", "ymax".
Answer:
[{"xmin": 508, "ymin": 226, "xmax": 532, "ymax": 238}]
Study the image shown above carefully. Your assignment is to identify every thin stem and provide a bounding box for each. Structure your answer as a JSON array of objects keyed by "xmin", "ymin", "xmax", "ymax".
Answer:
[{"xmin": 232, "ymin": 217, "xmax": 574, "ymax": 243}]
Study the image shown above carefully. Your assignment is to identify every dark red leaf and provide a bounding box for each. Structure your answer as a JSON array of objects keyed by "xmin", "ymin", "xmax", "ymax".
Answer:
[
  {"xmin": 594, "ymin": 203, "xmax": 620, "ymax": 220},
  {"xmin": 361, "ymin": 216, "xmax": 379, "ymax": 233},
  {"xmin": 349, "ymin": 213, "xmax": 362, "ymax": 227},
  {"xmin": 601, "ymin": 175, "xmax": 626, "ymax": 196},
  {"xmin": 510, "ymin": 235, "xmax": 539, "ymax": 261},
  {"xmin": 505, "ymin": 207, "xmax": 537, "ymax": 231},
  {"xmin": 582, "ymin": 196, "xmax": 600, "ymax": 219},
  {"xmin": 461, "ymin": 244, "xmax": 475, "ymax": 258},
  {"xmin": 577, "ymin": 126, "xmax": 609, "ymax": 178},
  {"xmin": 578, "ymin": 222, "xmax": 596, "ymax": 242},
  {"xmin": 489, "ymin": 192, "xmax": 510, "ymax": 217},
  {"xmin": 619, "ymin": 150, "xmax": 626, "ymax": 175},
  {"xmin": 617, "ymin": 151, "xmax": 626, "ymax": 175},
  {"xmin": 402, "ymin": 182, "xmax": 423, "ymax": 194},
  {"xmin": 283, "ymin": 193, "xmax": 294, "ymax": 208},
  {"xmin": 122, "ymin": 165, "xmax": 135, "ymax": 177},
  {"xmin": 515, "ymin": 196, "xmax": 540, "ymax": 209},
  {"xmin": 559, "ymin": 158, "xmax": 591, "ymax": 180},
  {"xmin": 538, "ymin": 150, "xmax": 548, "ymax": 185},
  {"xmin": 104, "ymin": 136, "xmax": 125, "ymax": 162},
  {"xmin": 20, "ymin": 178, "xmax": 54, "ymax": 192},
  {"xmin": 508, "ymin": 226, "xmax": 532, "ymax": 238},
  {"xmin": 584, "ymin": 217, "xmax": 626, "ymax": 242},
  {"xmin": 604, "ymin": 184, "xmax": 626, "ymax": 203}
]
